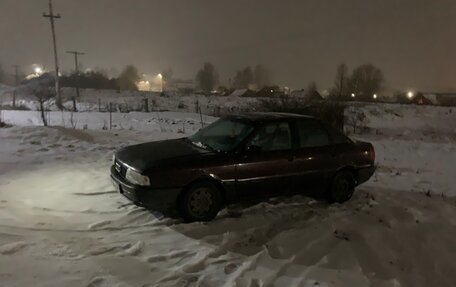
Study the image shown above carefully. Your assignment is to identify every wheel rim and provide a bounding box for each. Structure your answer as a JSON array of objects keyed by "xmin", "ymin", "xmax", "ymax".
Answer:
[{"xmin": 188, "ymin": 187, "xmax": 214, "ymax": 218}]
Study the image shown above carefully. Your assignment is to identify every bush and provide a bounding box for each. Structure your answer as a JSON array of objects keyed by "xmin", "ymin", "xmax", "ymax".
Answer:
[
  {"xmin": 344, "ymin": 109, "xmax": 368, "ymax": 134},
  {"xmin": 0, "ymin": 112, "xmax": 10, "ymax": 128},
  {"xmin": 257, "ymin": 97, "xmax": 345, "ymax": 131}
]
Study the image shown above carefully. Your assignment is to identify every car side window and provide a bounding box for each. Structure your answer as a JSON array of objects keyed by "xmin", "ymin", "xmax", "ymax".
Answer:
[
  {"xmin": 248, "ymin": 122, "xmax": 291, "ymax": 151},
  {"xmin": 297, "ymin": 121, "xmax": 331, "ymax": 148}
]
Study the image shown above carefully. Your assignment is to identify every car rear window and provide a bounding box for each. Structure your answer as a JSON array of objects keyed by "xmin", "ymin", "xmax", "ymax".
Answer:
[
  {"xmin": 297, "ymin": 121, "xmax": 331, "ymax": 148},
  {"xmin": 324, "ymin": 124, "xmax": 351, "ymax": 144}
]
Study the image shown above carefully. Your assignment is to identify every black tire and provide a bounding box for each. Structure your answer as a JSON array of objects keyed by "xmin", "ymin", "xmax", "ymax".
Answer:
[
  {"xmin": 328, "ymin": 170, "xmax": 356, "ymax": 203},
  {"xmin": 178, "ymin": 181, "xmax": 222, "ymax": 222}
]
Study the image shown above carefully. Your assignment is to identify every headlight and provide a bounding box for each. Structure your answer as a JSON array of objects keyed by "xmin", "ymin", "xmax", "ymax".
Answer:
[{"xmin": 125, "ymin": 168, "xmax": 150, "ymax": 186}]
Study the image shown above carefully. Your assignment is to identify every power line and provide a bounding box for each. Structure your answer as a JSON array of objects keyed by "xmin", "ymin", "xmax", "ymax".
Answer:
[{"xmin": 43, "ymin": 0, "xmax": 62, "ymax": 109}]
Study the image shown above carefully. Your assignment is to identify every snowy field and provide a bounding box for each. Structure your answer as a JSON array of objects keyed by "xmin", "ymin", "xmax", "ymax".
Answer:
[
  {"xmin": 0, "ymin": 86, "xmax": 259, "ymax": 115},
  {"xmin": 0, "ymin": 108, "xmax": 455, "ymax": 286}
]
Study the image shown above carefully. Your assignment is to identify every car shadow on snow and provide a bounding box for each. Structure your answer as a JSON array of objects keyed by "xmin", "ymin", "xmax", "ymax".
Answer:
[{"xmin": 146, "ymin": 192, "xmax": 356, "ymax": 256}]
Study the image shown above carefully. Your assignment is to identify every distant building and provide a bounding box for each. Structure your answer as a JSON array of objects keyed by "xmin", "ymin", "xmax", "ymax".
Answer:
[
  {"xmin": 167, "ymin": 79, "xmax": 194, "ymax": 94},
  {"xmin": 255, "ymin": 87, "xmax": 284, "ymax": 98},
  {"xmin": 290, "ymin": 89, "xmax": 305, "ymax": 98},
  {"xmin": 412, "ymin": 92, "xmax": 456, "ymax": 106},
  {"xmin": 290, "ymin": 89, "xmax": 323, "ymax": 101},
  {"xmin": 228, "ymin": 89, "xmax": 255, "ymax": 97},
  {"xmin": 411, "ymin": 93, "xmax": 433, "ymax": 105}
]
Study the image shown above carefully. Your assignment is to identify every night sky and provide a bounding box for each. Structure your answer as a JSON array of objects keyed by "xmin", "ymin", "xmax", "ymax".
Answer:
[{"xmin": 1, "ymin": 0, "xmax": 455, "ymax": 92}]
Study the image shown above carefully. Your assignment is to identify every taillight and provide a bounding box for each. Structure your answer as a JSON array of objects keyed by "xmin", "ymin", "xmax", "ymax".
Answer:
[{"xmin": 368, "ymin": 146, "xmax": 375, "ymax": 163}]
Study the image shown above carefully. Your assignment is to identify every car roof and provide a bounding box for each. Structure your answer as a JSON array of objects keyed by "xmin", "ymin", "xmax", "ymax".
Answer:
[{"xmin": 225, "ymin": 112, "xmax": 315, "ymax": 123}]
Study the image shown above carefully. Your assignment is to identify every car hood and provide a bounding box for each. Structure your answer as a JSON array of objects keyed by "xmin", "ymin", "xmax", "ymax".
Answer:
[{"xmin": 115, "ymin": 138, "xmax": 212, "ymax": 172}]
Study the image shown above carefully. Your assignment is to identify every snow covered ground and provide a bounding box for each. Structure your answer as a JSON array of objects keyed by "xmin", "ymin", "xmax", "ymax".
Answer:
[
  {"xmin": 0, "ymin": 110, "xmax": 216, "ymax": 133},
  {"xmin": 0, "ymin": 85, "xmax": 259, "ymax": 115},
  {"xmin": 0, "ymin": 108, "xmax": 455, "ymax": 286}
]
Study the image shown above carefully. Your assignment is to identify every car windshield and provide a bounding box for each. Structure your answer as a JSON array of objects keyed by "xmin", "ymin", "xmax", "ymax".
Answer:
[{"xmin": 188, "ymin": 119, "xmax": 254, "ymax": 152}]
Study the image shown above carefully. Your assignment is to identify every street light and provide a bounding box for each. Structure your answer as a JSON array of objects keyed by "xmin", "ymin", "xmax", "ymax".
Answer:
[
  {"xmin": 407, "ymin": 91, "xmax": 414, "ymax": 99},
  {"xmin": 351, "ymin": 93, "xmax": 356, "ymax": 98},
  {"xmin": 34, "ymin": 66, "xmax": 43, "ymax": 75},
  {"xmin": 373, "ymin": 94, "xmax": 377, "ymax": 99}
]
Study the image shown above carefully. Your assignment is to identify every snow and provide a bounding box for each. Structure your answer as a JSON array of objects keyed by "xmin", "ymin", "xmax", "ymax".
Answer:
[
  {"xmin": 345, "ymin": 103, "xmax": 456, "ymax": 135},
  {"xmin": 0, "ymin": 105, "xmax": 455, "ymax": 286},
  {"xmin": 0, "ymin": 110, "xmax": 216, "ymax": 133},
  {"xmin": 0, "ymin": 87, "xmax": 259, "ymax": 114},
  {"xmin": 0, "ymin": 241, "xmax": 28, "ymax": 255}
]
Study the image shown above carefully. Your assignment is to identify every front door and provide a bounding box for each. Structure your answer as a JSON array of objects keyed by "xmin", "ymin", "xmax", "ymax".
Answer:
[{"xmin": 235, "ymin": 121, "xmax": 297, "ymax": 200}]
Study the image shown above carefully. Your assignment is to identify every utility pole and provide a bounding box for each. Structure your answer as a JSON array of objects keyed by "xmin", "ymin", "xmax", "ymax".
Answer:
[
  {"xmin": 12, "ymin": 65, "xmax": 19, "ymax": 108},
  {"xmin": 43, "ymin": 0, "xmax": 62, "ymax": 109},
  {"xmin": 66, "ymin": 51, "xmax": 84, "ymax": 112}
]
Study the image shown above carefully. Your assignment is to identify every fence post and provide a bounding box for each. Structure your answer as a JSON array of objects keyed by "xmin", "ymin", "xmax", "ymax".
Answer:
[
  {"xmin": 109, "ymin": 102, "xmax": 113, "ymax": 130},
  {"xmin": 199, "ymin": 107, "xmax": 204, "ymax": 129},
  {"xmin": 144, "ymin": 98, "xmax": 149, "ymax": 112},
  {"xmin": 72, "ymin": 96, "xmax": 77, "ymax": 112}
]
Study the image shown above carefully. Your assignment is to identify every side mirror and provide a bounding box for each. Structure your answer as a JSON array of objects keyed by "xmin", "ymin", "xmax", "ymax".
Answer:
[{"xmin": 245, "ymin": 145, "xmax": 262, "ymax": 155}]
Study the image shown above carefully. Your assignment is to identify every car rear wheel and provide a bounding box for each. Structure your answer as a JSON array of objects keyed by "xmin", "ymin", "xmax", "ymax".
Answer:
[
  {"xmin": 328, "ymin": 170, "xmax": 356, "ymax": 203},
  {"xmin": 178, "ymin": 182, "xmax": 222, "ymax": 222}
]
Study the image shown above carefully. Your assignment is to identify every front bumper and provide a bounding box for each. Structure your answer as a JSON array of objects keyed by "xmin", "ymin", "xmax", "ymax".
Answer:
[
  {"xmin": 357, "ymin": 165, "xmax": 376, "ymax": 185},
  {"xmin": 110, "ymin": 166, "xmax": 181, "ymax": 212}
]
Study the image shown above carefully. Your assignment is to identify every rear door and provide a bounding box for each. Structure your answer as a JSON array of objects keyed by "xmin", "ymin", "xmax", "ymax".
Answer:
[
  {"xmin": 235, "ymin": 121, "xmax": 297, "ymax": 200},
  {"xmin": 292, "ymin": 120, "xmax": 339, "ymax": 194}
]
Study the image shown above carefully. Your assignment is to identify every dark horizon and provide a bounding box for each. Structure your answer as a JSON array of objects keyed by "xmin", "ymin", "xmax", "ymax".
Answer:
[{"xmin": 1, "ymin": 0, "xmax": 456, "ymax": 92}]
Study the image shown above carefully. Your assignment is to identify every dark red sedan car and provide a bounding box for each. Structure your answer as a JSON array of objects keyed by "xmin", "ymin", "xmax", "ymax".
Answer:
[{"xmin": 111, "ymin": 113, "xmax": 375, "ymax": 221}]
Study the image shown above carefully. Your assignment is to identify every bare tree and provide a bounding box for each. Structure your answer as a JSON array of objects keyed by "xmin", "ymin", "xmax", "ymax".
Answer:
[
  {"xmin": 34, "ymin": 86, "xmax": 54, "ymax": 126},
  {"xmin": 253, "ymin": 64, "xmax": 272, "ymax": 89},
  {"xmin": 334, "ymin": 63, "xmax": 349, "ymax": 99},
  {"xmin": 161, "ymin": 68, "xmax": 173, "ymax": 91},
  {"xmin": 349, "ymin": 64, "xmax": 385, "ymax": 101},
  {"xmin": 195, "ymin": 62, "xmax": 218, "ymax": 93},
  {"xmin": 117, "ymin": 65, "xmax": 140, "ymax": 91},
  {"xmin": 345, "ymin": 109, "xmax": 368, "ymax": 134},
  {"xmin": 305, "ymin": 81, "xmax": 321, "ymax": 100},
  {"xmin": 233, "ymin": 66, "xmax": 253, "ymax": 89}
]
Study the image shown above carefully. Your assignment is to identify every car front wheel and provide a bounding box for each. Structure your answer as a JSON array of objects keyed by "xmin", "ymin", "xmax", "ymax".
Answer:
[
  {"xmin": 328, "ymin": 170, "xmax": 356, "ymax": 203},
  {"xmin": 178, "ymin": 182, "xmax": 222, "ymax": 222}
]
